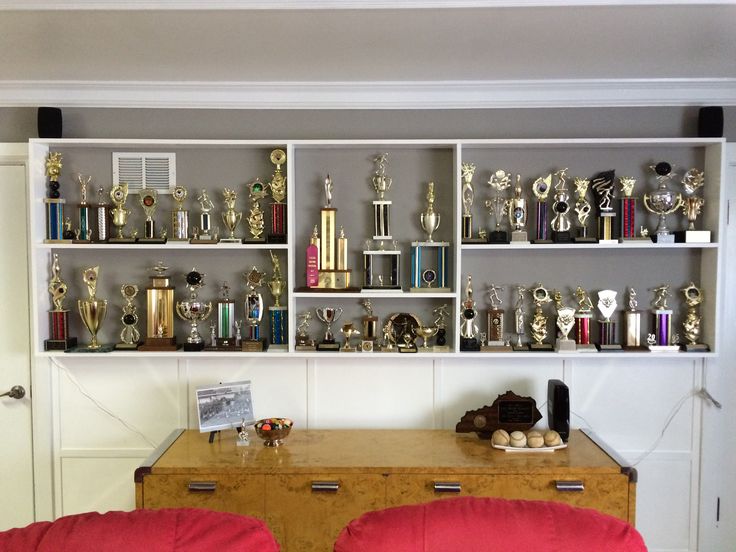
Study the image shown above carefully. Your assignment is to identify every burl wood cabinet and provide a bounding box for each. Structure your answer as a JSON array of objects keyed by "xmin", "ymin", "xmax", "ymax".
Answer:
[{"xmin": 135, "ymin": 429, "xmax": 636, "ymax": 552}]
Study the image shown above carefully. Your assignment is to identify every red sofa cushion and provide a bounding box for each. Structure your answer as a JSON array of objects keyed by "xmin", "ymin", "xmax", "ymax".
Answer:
[
  {"xmin": 0, "ymin": 508, "xmax": 279, "ymax": 552},
  {"xmin": 335, "ymin": 497, "xmax": 647, "ymax": 552}
]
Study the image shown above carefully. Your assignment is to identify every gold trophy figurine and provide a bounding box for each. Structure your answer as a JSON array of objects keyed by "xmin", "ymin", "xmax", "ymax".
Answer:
[
  {"xmin": 681, "ymin": 283, "xmax": 708, "ymax": 351},
  {"xmin": 244, "ymin": 178, "xmax": 268, "ymax": 243},
  {"xmin": 220, "ymin": 188, "xmax": 243, "ymax": 243},
  {"xmin": 529, "ymin": 283, "xmax": 553, "ymax": 351},
  {"xmin": 77, "ymin": 266, "xmax": 109, "ymax": 351}
]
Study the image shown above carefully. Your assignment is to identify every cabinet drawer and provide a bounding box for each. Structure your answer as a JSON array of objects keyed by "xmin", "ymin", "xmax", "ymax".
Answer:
[
  {"xmin": 140, "ymin": 474, "xmax": 265, "ymax": 518},
  {"xmin": 386, "ymin": 473, "xmax": 630, "ymax": 521},
  {"xmin": 266, "ymin": 474, "xmax": 386, "ymax": 552}
]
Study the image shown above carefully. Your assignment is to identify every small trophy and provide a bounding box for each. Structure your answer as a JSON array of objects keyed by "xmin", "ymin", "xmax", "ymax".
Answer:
[
  {"xmin": 512, "ymin": 286, "xmax": 528, "ymax": 351},
  {"xmin": 675, "ymin": 169, "xmax": 710, "ymax": 243},
  {"xmin": 267, "ymin": 149, "xmax": 288, "ymax": 244},
  {"xmin": 267, "ymin": 251, "xmax": 288, "ymax": 350},
  {"xmin": 680, "ymin": 283, "xmax": 708, "ymax": 351},
  {"xmin": 220, "ymin": 188, "xmax": 243, "ymax": 243},
  {"xmin": 551, "ymin": 168, "xmax": 572, "ymax": 243},
  {"xmin": 43, "ymin": 152, "xmax": 70, "ymax": 243},
  {"xmin": 411, "ymin": 182, "xmax": 448, "ymax": 292},
  {"xmin": 485, "ymin": 170, "xmax": 511, "ymax": 244},
  {"xmin": 44, "ymin": 253, "xmax": 77, "ymax": 351},
  {"xmin": 643, "ymin": 162, "xmax": 684, "ymax": 244},
  {"xmin": 508, "ymin": 175, "xmax": 529, "ymax": 243},
  {"xmin": 94, "ymin": 185, "xmax": 110, "ymax": 243},
  {"xmin": 190, "ymin": 189, "xmax": 218, "ymax": 244},
  {"xmin": 532, "ymin": 174, "xmax": 552, "ymax": 244},
  {"xmin": 433, "ymin": 303, "xmax": 451, "ymax": 352},
  {"xmin": 618, "ymin": 177, "xmax": 645, "ymax": 242},
  {"xmin": 461, "ymin": 162, "xmax": 482, "ymax": 242},
  {"xmin": 591, "ymin": 170, "xmax": 617, "ymax": 244},
  {"xmin": 360, "ymin": 298, "xmax": 378, "ymax": 346},
  {"xmin": 170, "ymin": 185, "xmax": 189, "ymax": 241},
  {"xmin": 295, "ymin": 311, "xmax": 317, "ymax": 351},
  {"xmin": 623, "ymin": 287, "xmax": 646, "ymax": 350},
  {"xmin": 109, "ymin": 183, "xmax": 135, "ymax": 243},
  {"xmin": 414, "ymin": 322, "xmax": 438, "ymax": 353},
  {"xmin": 340, "ymin": 322, "xmax": 361, "ymax": 353},
  {"xmin": 529, "ymin": 283, "xmax": 553, "ymax": 351},
  {"xmin": 573, "ymin": 286, "xmax": 597, "ymax": 352},
  {"xmin": 482, "ymin": 284, "xmax": 511, "ymax": 352},
  {"xmin": 648, "ymin": 284, "xmax": 679, "ymax": 352},
  {"xmin": 244, "ymin": 179, "xmax": 268, "ymax": 243},
  {"xmin": 116, "ymin": 284, "xmax": 141, "ymax": 350},
  {"xmin": 573, "ymin": 177, "xmax": 596, "ymax": 243},
  {"xmin": 75, "ymin": 174, "xmax": 93, "ymax": 242},
  {"xmin": 596, "ymin": 290, "xmax": 622, "ymax": 351},
  {"xmin": 176, "ymin": 268, "xmax": 213, "ymax": 352},
  {"xmin": 315, "ymin": 306, "xmax": 343, "ymax": 351},
  {"xmin": 242, "ymin": 266, "xmax": 268, "ymax": 351},
  {"xmin": 138, "ymin": 188, "xmax": 166, "ymax": 243},
  {"xmin": 139, "ymin": 261, "xmax": 177, "ymax": 351},
  {"xmin": 459, "ymin": 275, "xmax": 480, "ymax": 351},
  {"xmin": 77, "ymin": 266, "xmax": 110, "ymax": 351},
  {"xmin": 552, "ymin": 289, "xmax": 576, "ymax": 353}
]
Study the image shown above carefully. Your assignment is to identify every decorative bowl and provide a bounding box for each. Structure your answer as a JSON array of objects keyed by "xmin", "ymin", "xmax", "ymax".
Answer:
[{"xmin": 254, "ymin": 417, "xmax": 293, "ymax": 447}]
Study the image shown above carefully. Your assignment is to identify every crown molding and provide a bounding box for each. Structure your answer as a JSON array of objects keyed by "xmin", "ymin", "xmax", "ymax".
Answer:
[
  {"xmin": 0, "ymin": 79, "xmax": 734, "ymax": 109},
  {"xmin": 0, "ymin": 0, "xmax": 733, "ymax": 9}
]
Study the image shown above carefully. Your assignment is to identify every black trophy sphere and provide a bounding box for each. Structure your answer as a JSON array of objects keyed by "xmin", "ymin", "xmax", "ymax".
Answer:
[
  {"xmin": 655, "ymin": 162, "xmax": 672, "ymax": 176},
  {"xmin": 186, "ymin": 271, "xmax": 202, "ymax": 286},
  {"xmin": 554, "ymin": 201, "xmax": 569, "ymax": 213},
  {"xmin": 462, "ymin": 308, "xmax": 475, "ymax": 320},
  {"xmin": 123, "ymin": 313, "xmax": 137, "ymax": 325}
]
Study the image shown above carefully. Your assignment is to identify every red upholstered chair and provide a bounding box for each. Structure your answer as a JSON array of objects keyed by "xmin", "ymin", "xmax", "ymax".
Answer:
[
  {"xmin": 334, "ymin": 496, "xmax": 647, "ymax": 552},
  {"xmin": 0, "ymin": 508, "xmax": 280, "ymax": 552}
]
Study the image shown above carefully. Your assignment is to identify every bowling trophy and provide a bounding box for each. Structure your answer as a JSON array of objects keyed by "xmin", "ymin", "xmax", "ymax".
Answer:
[
  {"xmin": 242, "ymin": 266, "xmax": 268, "ymax": 351},
  {"xmin": 551, "ymin": 168, "xmax": 572, "ymax": 243},
  {"xmin": 44, "ymin": 253, "xmax": 77, "ymax": 350},
  {"xmin": 643, "ymin": 162, "xmax": 684, "ymax": 244},
  {"xmin": 460, "ymin": 275, "xmax": 480, "ymax": 351},
  {"xmin": 176, "ymin": 268, "xmax": 213, "ymax": 351},
  {"xmin": 432, "ymin": 303, "xmax": 451, "ymax": 352},
  {"xmin": 77, "ymin": 266, "xmax": 111, "ymax": 351},
  {"xmin": 116, "ymin": 284, "xmax": 141, "ymax": 350},
  {"xmin": 190, "ymin": 189, "xmax": 218, "ymax": 244}
]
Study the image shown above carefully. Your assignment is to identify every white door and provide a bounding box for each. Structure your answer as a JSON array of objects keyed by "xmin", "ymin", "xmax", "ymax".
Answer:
[{"xmin": 0, "ymin": 144, "xmax": 34, "ymax": 530}]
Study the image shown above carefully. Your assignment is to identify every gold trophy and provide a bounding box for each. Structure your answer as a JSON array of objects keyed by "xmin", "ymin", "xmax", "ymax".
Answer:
[
  {"xmin": 268, "ymin": 250, "xmax": 287, "ymax": 349},
  {"xmin": 77, "ymin": 266, "xmax": 109, "ymax": 351},
  {"xmin": 340, "ymin": 322, "xmax": 361, "ymax": 353},
  {"xmin": 109, "ymin": 183, "xmax": 134, "ymax": 243},
  {"xmin": 43, "ymin": 152, "xmax": 70, "ymax": 243},
  {"xmin": 529, "ymin": 283, "xmax": 553, "ymax": 351},
  {"xmin": 681, "ymin": 283, "xmax": 708, "ymax": 351},
  {"xmin": 268, "ymin": 149, "xmax": 288, "ymax": 243},
  {"xmin": 508, "ymin": 175, "xmax": 529, "ymax": 243},
  {"xmin": 220, "ymin": 188, "xmax": 243, "ymax": 243},
  {"xmin": 45, "ymin": 253, "xmax": 77, "ymax": 350},
  {"xmin": 116, "ymin": 284, "xmax": 141, "ymax": 350},
  {"xmin": 485, "ymin": 169, "xmax": 511, "ymax": 244},
  {"xmin": 244, "ymin": 178, "xmax": 268, "ymax": 243},
  {"xmin": 675, "ymin": 169, "xmax": 710, "ymax": 243},
  {"xmin": 190, "ymin": 189, "xmax": 218, "ymax": 244},
  {"xmin": 138, "ymin": 188, "xmax": 166, "ymax": 243},
  {"xmin": 176, "ymin": 269, "xmax": 213, "ymax": 351},
  {"xmin": 75, "ymin": 174, "xmax": 93, "ymax": 242},
  {"xmin": 139, "ymin": 261, "xmax": 178, "ymax": 351}
]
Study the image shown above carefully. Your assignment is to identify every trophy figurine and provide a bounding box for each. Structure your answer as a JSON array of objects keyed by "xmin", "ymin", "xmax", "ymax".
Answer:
[
  {"xmin": 484, "ymin": 169, "xmax": 511, "ymax": 244},
  {"xmin": 242, "ymin": 266, "xmax": 268, "ymax": 351},
  {"xmin": 433, "ymin": 303, "xmax": 451, "ymax": 352},
  {"xmin": 552, "ymin": 289, "xmax": 576, "ymax": 353},
  {"xmin": 459, "ymin": 275, "xmax": 480, "ymax": 351},
  {"xmin": 461, "ymin": 162, "xmax": 481, "ymax": 242},
  {"xmin": 551, "ymin": 168, "xmax": 572, "ymax": 243},
  {"xmin": 512, "ymin": 286, "xmax": 528, "ymax": 351},
  {"xmin": 380, "ymin": 321, "xmax": 397, "ymax": 352},
  {"xmin": 482, "ymin": 284, "xmax": 511, "ymax": 352},
  {"xmin": 573, "ymin": 286, "xmax": 597, "ymax": 352},
  {"xmin": 267, "ymin": 148, "xmax": 288, "ymax": 243},
  {"xmin": 573, "ymin": 177, "xmax": 596, "ymax": 243},
  {"xmin": 411, "ymin": 182, "xmax": 449, "ymax": 292},
  {"xmin": 596, "ymin": 290, "xmax": 622, "ymax": 350},
  {"xmin": 43, "ymin": 152, "xmax": 70, "ymax": 243},
  {"xmin": 267, "ymin": 251, "xmax": 288, "ymax": 349},
  {"xmin": 138, "ymin": 188, "xmax": 166, "ymax": 243},
  {"xmin": 295, "ymin": 311, "xmax": 317, "ymax": 351},
  {"xmin": 245, "ymin": 178, "xmax": 268, "ymax": 243},
  {"xmin": 648, "ymin": 283, "xmax": 679, "ymax": 352},
  {"xmin": 108, "ymin": 183, "xmax": 135, "ymax": 243},
  {"xmin": 116, "ymin": 284, "xmax": 141, "ymax": 350},
  {"xmin": 170, "ymin": 185, "xmax": 189, "ymax": 241},
  {"xmin": 340, "ymin": 322, "xmax": 361, "ymax": 353},
  {"xmin": 675, "ymin": 168, "xmax": 710, "ymax": 243},
  {"xmin": 591, "ymin": 170, "xmax": 617, "ymax": 244},
  {"xmin": 220, "ymin": 188, "xmax": 243, "ymax": 243},
  {"xmin": 681, "ymin": 283, "xmax": 708, "ymax": 351},
  {"xmin": 44, "ymin": 253, "xmax": 77, "ymax": 350},
  {"xmin": 532, "ymin": 173, "xmax": 552, "ymax": 244},
  {"xmin": 529, "ymin": 283, "xmax": 553, "ymax": 351},
  {"xmin": 643, "ymin": 162, "xmax": 684, "ymax": 244},
  {"xmin": 75, "ymin": 174, "xmax": 93, "ymax": 242},
  {"xmin": 190, "ymin": 189, "xmax": 218, "ymax": 244},
  {"xmin": 176, "ymin": 269, "xmax": 213, "ymax": 351},
  {"xmin": 315, "ymin": 306, "xmax": 343, "ymax": 351},
  {"xmin": 77, "ymin": 266, "xmax": 110, "ymax": 351},
  {"xmin": 139, "ymin": 261, "xmax": 178, "ymax": 351},
  {"xmin": 508, "ymin": 175, "xmax": 529, "ymax": 243},
  {"xmin": 623, "ymin": 287, "xmax": 646, "ymax": 350}
]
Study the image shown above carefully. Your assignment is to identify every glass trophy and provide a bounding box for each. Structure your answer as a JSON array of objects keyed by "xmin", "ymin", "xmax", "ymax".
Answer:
[
  {"xmin": 268, "ymin": 251, "xmax": 288, "ymax": 350},
  {"xmin": 242, "ymin": 266, "xmax": 268, "ymax": 351},
  {"xmin": 267, "ymin": 148, "xmax": 288, "ymax": 244},
  {"xmin": 647, "ymin": 284, "xmax": 679, "ymax": 352},
  {"xmin": 43, "ymin": 152, "xmax": 71, "ymax": 243},
  {"xmin": 573, "ymin": 286, "xmax": 597, "ymax": 352},
  {"xmin": 44, "ymin": 253, "xmax": 77, "ymax": 351},
  {"xmin": 550, "ymin": 168, "xmax": 572, "ymax": 243},
  {"xmin": 680, "ymin": 283, "xmax": 709, "ymax": 352},
  {"xmin": 591, "ymin": 170, "xmax": 617, "ymax": 244},
  {"xmin": 116, "ymin": 284, "xmax": 141, "ymax": 350},
  {"xmin": 175, "ymin": 268, "xmax": 213, "ymax": 351},
  {"xmin": 139, "ymin": 261, "xmax": 177, "ymax": 351},
  {"xmin": 529, "ymin": 283, "xmax": 553, "ymax": 351},
  {"xmin": 532, "ymin": 174, "xmax": 552, "ymax": 244},
  {"xmin": 482, "ymin": 284, "xmax": 511, "ymax": 352},
  {"xmin": 596, "ymin": 290, "xmax": 622, "ymax": 351},
  {"xmin": 170, "ymin": 185, "xmax": 189, "ymax": 241},
  {"xmin": 485, "ymin": 170, "xmax": 511, "ymax": 244},
  {"xmin": 643, "ymin": 162, "xmax": 684, "ymax": 244},
  {"xmin": 573, "ymin": 177, "xmax": 596, "ymax": 243},
  {"xmin": 674, "ymin": 169, "xmax": 710, "ymax": 243},
  {"xmin": 459, "ymin": 275, "xmax": 480, "ymax": 351}
]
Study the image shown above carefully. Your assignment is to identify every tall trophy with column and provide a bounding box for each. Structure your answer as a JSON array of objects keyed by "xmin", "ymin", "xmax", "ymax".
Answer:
[
  {"xmin": 77, "ymin": 266, "xmax": 110, "ymax": 351},
  {"xmin": 591, "ymin": 170, "xmax": 617, "ymax": 244},
  {"xmin": 618, "ymin": 177, "xmax": 644, "ymax": 242},
  {"xmin": 138, "ymin": 188, "xmax": 166, "ymax": 243},
  {"xmin": 459, "ymin": 275, "xmax": 480, "ymax": 351},
  {"xmin": 268, "ymin": 251, "xmax": 287, "ymax": 350},
  {"xmin": 461, "ymin": 162, "xmax": 483, "ymax": 242},
  {"xmin": 647, "ymin": 284, "xmax": 679, "ymax": 352},
  {"xmin": 596, "ymin": 290, "xmax": 622, "ymax": 351},
  {"xmin": 482, "ymin": 284, "xmax": 511, "ymax": 352},
  {"xmin": 116, "ymin": 284, "xmax": 141, "ymax": 350},
  {"xmin": 680, "ymin": 283, "xmax": 708, "ymax": 351},
  {"xmin": 75, "ymin": 174, "xmax": 93, "ymax": 242},
  {"xmin": 209, "ymin": 282, "xmax": 238, "ymax": 350},
  {"xmin": 244, "ymin": 179, "xmax": 268, "ymax": 243},
  {"xmin": 675, "ymin": 169, "xmax": 710, "ymax": 243},
  {"xmin": 139, "ymin": 261, "xmax": 177, "ymax": 351},
  {"xmin": 512, "ymin": 286, "xmax": 528, "ymax": 351},
  {"xmin": 94, "ymin": 185, "xmax": 110, "ymax": 243},
  {"xmin": 109, "ymin": 183, "xmax": 135, "ymax": 243},
  {"xmin": 190, "ymin": 189, "xmax": 218, "ymax": 244},
  {"xmin": 411, "ymin": 181, "xmax": 448, "ymax": 292},
  {"xmin": 508, "ymin": 175, "xmax": 529, "ymax": 243},
  {"xmin": 170, "ymin": 185, "xmax": 190, "ymax": 241},
  {"xmin": 43, "ymin": 152, "xmax": 70, "ymax": 243},
  {"xmin": 176, "ymin": 268, "xmax": 213, "ymax": 351},
  {"xmin": 573, "ymin": 286, "xmax": 597, "ymax": 352},
  {"xmin": 242, "ymin": 266, "xmax": 268, "ymax": 351},
  {"xmin": 267, "ymin": 149, "xmax": 288, "ymax": 243},
  {"xmin": 623, "ymin": 287, "xmax": 646, "ymax": 350},
  {"xmin": 44, "ymin": 253, "xmax": 77, "ymax": 350},
  {"xmin": 532, "ymin": 173, "xmax": 552, "ymax": 244},
  {"xmin": 529, "ymin": 283, "xmax": 553, "ymax": 351},
  {"xmin": 551, "ymin": 168, "xmax": 572, "ymax": 243}
]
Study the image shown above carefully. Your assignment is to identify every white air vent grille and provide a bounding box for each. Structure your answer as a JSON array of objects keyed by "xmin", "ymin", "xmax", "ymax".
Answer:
[{"xmin": 112, "ymin": 152, "xmax": 176, "ymax": 194}]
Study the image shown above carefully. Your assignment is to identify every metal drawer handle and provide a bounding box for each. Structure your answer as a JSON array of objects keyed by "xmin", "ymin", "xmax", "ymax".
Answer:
[
  {"xmin": 555, "ymin": 480, "xmax": 585, "ymax": 492},
  {"xmin": 434, "ymin": 481, "xmax": 462, "ymax": 493},
  {"xmin": 311, "ymin": 481, "xmax": 340, "ymax": 493},
  {"xmin": 188, "ymin": 481, "xmax": 217, "ymax": 492}
]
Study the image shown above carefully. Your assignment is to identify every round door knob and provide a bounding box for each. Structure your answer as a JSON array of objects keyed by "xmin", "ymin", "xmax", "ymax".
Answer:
[{"xmin": 0, "ymin": 385, "xmax": 26, "ymax": 400}]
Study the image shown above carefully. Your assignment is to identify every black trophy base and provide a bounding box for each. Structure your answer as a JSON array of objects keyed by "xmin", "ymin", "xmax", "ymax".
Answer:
[
  {"xmin": 209, "ymin": 337, "xmax": 239, "ymax": 350},
  {"xmin": 363, "ymin": 285, "xmax": 403, "ymax": 291},
  {"xmin": 242, "ymin": 339, "xmax": 269, "ymax": 352},
  {"xmin": 108, "ymin": 237, "xmax": 137, "ymax": 244},
  {"xmin": 529, "ymin": 343, "xmax": 554, "ymax": 351},
  {"xmin": 574, "ymin": 236, "xmax": 598, "ymax": 243},
  {"xmin": 596, "ymin": 343, "xmax": 624, "ymax": 352},
  {"xmin": 488, "ymin": 231, "xmax": 509, "ymax": 244},
  {"xmin": 681, "ymin": 343, "xmax": 710, "ymax": 352},
  {"xmin": 481, "ymin": 344, "xmax": 513, "ymax": 352},
  {"xmin": 72, "ymin": 239, "xmax": 93, "ymax": 245},
  {"xmin": 44, "ymin": 337, "xmax": 77, "ymax": 351},
  {"xmin": 512, "ymin": 342, "xmax": 530, "ymax": 351},
  {"xmin": 317, "ymin": 341, "xmax": 341, "ymax": 352},
  {"xmin": 462, "ymin": 237, "xmax": 487, "ymax": 244},
  {"xmin": 183, "ymin": 342, "xmax": 206, "ymax": 352},
  {"xmin": 460, "ymin": 337, "xmax": 481, "ymax": 352},
  {"xmin": 552, "ymin": 231, "xmax": 573, "ymax": 243},
  {"xmin": 136, "ymin": 237, "xmax": 167, "ymax": 244},
  {"xmin": 138, "ymin": 337, "xmax": 178, "ymax": 351},
  {"xmin": 242, "ymin": 238, "xmax": 266, "ymax": 244},
  {"xmin": 532, "ymin": 239, "xmax": 553, "ymax": 245},
  {"xmin": 623, "ymin": 345, "xmax": 650, "ymax": 352},
  {"xmin": 190, "ymin": 237, "xmax": 219, "ymax": 244},
  {"xmin": 70, "ymin": 344, "xmax": 115, "ymax": 353},
  {"xmin": 267, "ymin": 234, "xmax": 288, "ymax": 244},
  {"xmin": 115, "ymin": 342, "xmax": 140, "ymax": 350}
]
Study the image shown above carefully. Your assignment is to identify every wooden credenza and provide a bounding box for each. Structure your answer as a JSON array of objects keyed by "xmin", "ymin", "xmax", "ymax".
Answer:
[{"xmin": 135, "ymin": 429, "xmax": 636, "ymax": 552}]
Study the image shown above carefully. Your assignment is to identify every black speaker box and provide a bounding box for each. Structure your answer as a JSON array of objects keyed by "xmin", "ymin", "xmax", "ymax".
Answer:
[
  {"xmin": 697, "ymin": 106, "xmax": 723, "ymax": 138},
  {"xmin": 547, "ymin": 379, "xmax": 570, "ymax": 442},
  {"xmin": 38, "ymin": 107, "xmax": 63, "ymax": 139}
]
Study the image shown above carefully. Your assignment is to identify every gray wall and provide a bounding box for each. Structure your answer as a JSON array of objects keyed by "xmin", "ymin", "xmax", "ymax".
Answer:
[{"xmin": 1, "ymin": 106, "xmax": 734, "ymax": 142}]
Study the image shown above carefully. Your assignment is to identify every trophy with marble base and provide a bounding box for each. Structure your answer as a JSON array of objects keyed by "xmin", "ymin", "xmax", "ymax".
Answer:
[
  {"xmin": 139, "ymin": 262, "xmax": 178, "ymax": 351},
  {"xmin": 340, "ymin": 322, "xmax": 361, "ymax": 352},
  {"xmin": 485, "ymin": 170, "xmax": 511, "ymax": 244},
  {"xmin": 242, "ymin": 267, "xmax": 269, "ymax": 351},
  {"xmin": 268, "ymin": 251, "xmax": 288, "ymax": 350},
  {"xmin": 532, "ymin": 174, "xmax": 552, "ymax": 244},
  {"xmin": 44, "ymin": 253, "xmax": 77, "ymax": 351},
  {"xmin": 552, "ymin": 289, "xmax": 577, "ymax": 353},
  {"xmin": 43, "ymin": 152, "xmax": 72, "ymax": 244},
  {"xmin": 648, "ymin": 284, "xmax": 680, "ymax": 352},
  {"xmin": 596, "ymin": 289, "xmax": 622, "ymax": 351},
  {"xmin": 176, "ymin": 269, "xmax": 213, "ymax": 352},
  {"xmin": 644, "ymin": 162, "xmax": 684, "ymax": 245},
  {"xmin": 295, "ymin": 311, "xmax": 317, "ymax": 351},
  {"xmin": 461, "ymin": 163, "xmax": 484, "ymax": 243},
  {"xmin": 315, "ymin": 306, "xmax": 343, "ymax": 351},
  {"xmin": 190, "ymin": 190, "xmax": 219, "ymax": 244},
  {"xmin": 508, "ymin": 175, "xmax": 530, "ymax": 244},
  {"xmin": 108, "ymin": 183, "xmax": 136, "ymax": 244},
  {"xmin": 551, "ymin": 169, "xmax": 573, "ymax": 243},
  {"xmin": 76, "ymin": 266, "xmax": 113, "ymax": 352},
  {"xmin": 573, "ymin": 286, "xmax": 598, "ymax": 352},
  {"xmin": 573, "ymin": 177, "xmax": 597, "ymax": 243},
  {"xmin": 116, "ymin": 284, "xmax": 141, "ymax": 350},
  {"xmin": 460, "ymin": 275, "xmax": 480, "ymax": 351},
  {"xmin": 529, "ymin": 283, "xmax": 553, "ymax": 351},
  {"xmin": 137, "ymin": 189, "xmax": 167, "ymax": 244},
  {"xmin": 267, "ymin": 149, "xmax": 288, "ymax": 244},
  {"xmin": 674, "ymin": 169, "xmax": 710, "ymax": 244},
  {"xmin": 680, "ymin": 282, "xmax": 709, "ymax": 352},
  {"xmin": 482, "ymin": 284, "xmax": 512, "ymax": 352},
  {"xmin": 623, "ymin": 287, "xmax": 647, "ymax": 351},
  {"xmin": 592, "ymin": 170, "xmax": 618, "ymax": 244}
]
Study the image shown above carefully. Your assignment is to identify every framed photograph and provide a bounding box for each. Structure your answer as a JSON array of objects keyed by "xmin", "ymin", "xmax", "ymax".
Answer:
[{"xmin": 195, "ymin": 380, "xmax": 254, "ymax": 432}]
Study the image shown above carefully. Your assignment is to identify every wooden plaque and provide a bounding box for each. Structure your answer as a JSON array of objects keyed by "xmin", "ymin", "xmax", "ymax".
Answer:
[{"xmin": 455, "ymin": 390, "xmax": 543, "ymax": 439}]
